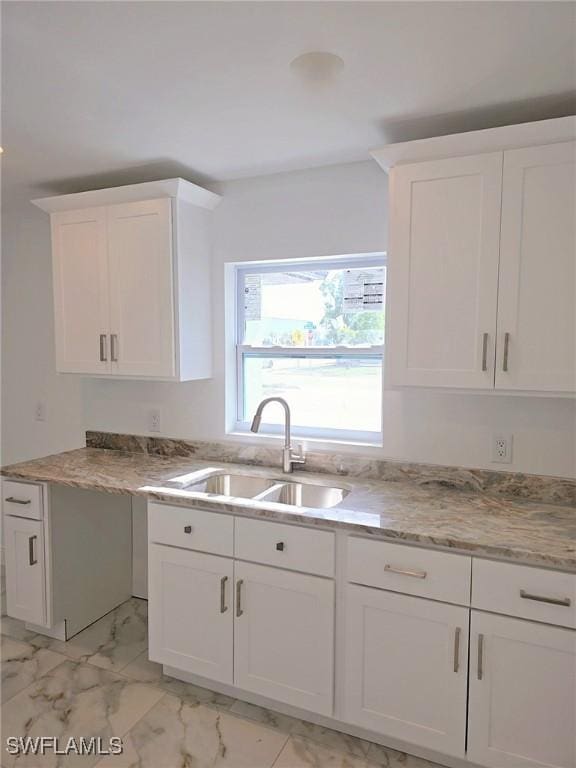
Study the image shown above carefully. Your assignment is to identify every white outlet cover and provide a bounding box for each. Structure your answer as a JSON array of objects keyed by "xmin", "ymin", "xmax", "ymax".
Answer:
[
  {"xmin": 148, "ymin": 408, "xmax": 161, "ymax": 433},
  {"xmin": 491, "ymin": 433, "xmax": 513, "ymax": 464}
]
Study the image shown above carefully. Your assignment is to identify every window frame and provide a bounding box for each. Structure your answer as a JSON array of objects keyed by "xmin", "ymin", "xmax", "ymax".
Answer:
[{"xmin": 233, "ymin": 254, "xmax": 386, "ymax": 444}]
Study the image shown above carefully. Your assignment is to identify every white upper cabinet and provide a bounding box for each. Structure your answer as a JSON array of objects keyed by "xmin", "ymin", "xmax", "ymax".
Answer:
[
  {"xmin": 388, "ymin": 153, "xmax": 502, "ymax": 388},
  {"xmin": 374, "ymin": 117, "xmax": 576, "ymax": 393},
  {"xmin": 107, "ymin": 199, "xmax": 175, "ymax": 378},
  {"xmin": 33, "ymin": 178, "xmax": 220, "ymax": 380},
  {"xmin": 51, "ymin": 207, "xmax": 111, "ymax": 374},
  {"xmin": 496, "ymin": 141, "xmax": 576, "ymax": 392}
]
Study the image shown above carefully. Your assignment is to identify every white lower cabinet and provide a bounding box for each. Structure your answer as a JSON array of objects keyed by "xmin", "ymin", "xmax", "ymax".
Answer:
[
  {"xmin": 234, "ymin": 561, "xmax": 334, "ymax": 715},
  {"xmin": 148, "ymin": 544, "xmax": 234, "ymax": 684},
  {"xmin": 344, "ymin": 585, "xmax": 469, "ymax": 757},
  {"xmin": 468, "ymin": 611, "xmax": 576, "ymax": 768},
  {"xmin": 4, "ymin": 515, "xmax": 46, "ymax": 625}
]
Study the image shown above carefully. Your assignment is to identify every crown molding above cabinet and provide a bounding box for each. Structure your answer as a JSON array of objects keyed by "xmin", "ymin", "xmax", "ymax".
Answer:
[
  {"xmin": 31, "ymin": 177, "xmax": 221, "ymax": 213},
  {"xmin": 33, "ymin": 179, "xmax": 221, "ymax": 381}
]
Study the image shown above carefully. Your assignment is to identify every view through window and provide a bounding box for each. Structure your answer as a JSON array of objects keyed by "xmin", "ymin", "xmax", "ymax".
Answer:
[{"xmin": 236, "ymin": 257, "xmax": 385, "ymax": 441}]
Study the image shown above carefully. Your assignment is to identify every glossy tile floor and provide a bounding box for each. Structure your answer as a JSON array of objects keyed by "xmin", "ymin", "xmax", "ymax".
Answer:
[{"xmin": 1, "ymin": 599, "xmax": 446, "ymax": 768}]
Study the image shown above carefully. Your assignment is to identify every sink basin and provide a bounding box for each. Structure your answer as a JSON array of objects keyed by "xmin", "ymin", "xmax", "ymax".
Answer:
[
  {"xmin": 166, "ymin": 470, "xmax": 348, "ymax": 509},
  {"xmin": 257, "ymin": 481, "xmax": 348, "ymax": 509},
  {"xmin": 186, "ymin": 473, "xmax": 275, "ymax": 499}
]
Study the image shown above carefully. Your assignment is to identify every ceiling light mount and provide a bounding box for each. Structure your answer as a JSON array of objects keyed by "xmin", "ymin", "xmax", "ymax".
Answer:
[{"xmin": 290, "ymin": 51, "xmax": 344, "ymax": 85}]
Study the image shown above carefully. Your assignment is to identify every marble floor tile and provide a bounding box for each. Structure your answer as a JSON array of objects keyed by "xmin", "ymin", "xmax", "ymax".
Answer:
[
  {"xmin": 120, "ymin": 650, "xmax": 236, "ymax": 710},
  {"xmin": 2, "ymin": 660, "xmax": 165, "ymax": 768},
  {"xmin": 41, "ymin": 599, "xmax": 148, "ymax": 672},
  {"xmin": 95, "ymin": 694, "xmax": 288, "ymax": 768},
  {"xmin": 229, "ymin": 700, "xmax": 299, "ymax": 734},
  {"xmin": 1, "ymin": 614, "xmax": 41, "ymax": 643},
  {"xmin": 273, "ymin": 736, "xmax": 371, "ymax": 768},
  {"xmin": 227, "ymin": 701, "xmax": 372, "ymax": 759},
  {"xmin": 1, "ymin": 636, "xmax": 66, "ymax": 702},
  {"xmin": 366, "ymin": 743, "xmax": 446, "ymax": 768},
  {"xmin": 289, "ymin": 720, "xmax": 372, "ymax": 759}
]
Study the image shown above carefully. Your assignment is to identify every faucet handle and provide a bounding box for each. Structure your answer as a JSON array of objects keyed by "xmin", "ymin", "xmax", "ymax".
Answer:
[{"xmin": 291, "ymin": 444, "xmax": 306, "ymax": 464}]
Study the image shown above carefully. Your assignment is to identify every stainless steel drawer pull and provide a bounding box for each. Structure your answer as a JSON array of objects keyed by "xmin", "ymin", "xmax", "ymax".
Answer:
[
  {"xmin": 5, "ymin": 497, "xmax": 31, "ymax": 505},
  {"xmin": 481, "ymin": 333, "xmax": 489, "ymax": 372},
  {"xmin": 477, "ymin": 633, "xmax": 484, "ymax": 680},
  {"xmin": 28, "ymin": 535, "xmax": 37, "ymax": 566},
  {"xmin": 502, "ymin": 332, "xmax": 510, "ymax": 372},
  {"xmin": 183, "ymin": 525, "xmax": 192, "ymax": 534},
  {"xmin": 520, "ymin": 589, "xmax": 571, "ymax": 607},
  {"xmin": 99, "ymin": 334, "xmax": 108, "ymax": 362},
  {"xmin": 453, "ymin": 627, "xmax": 461, "ymax": 673},
  {"xmin": 384, "ymin": 564, "xmax": 427, "ymax": 579},
  {"xmin": 220, "ymin": 576, "xmax": 228, "ymax": 613},
  {"xmin": 236, "ymin": 579, "xmax": 244, "ymax": 617},
  {"xmin": 111, "ymin": 334, "xmax": 119, "ymax": 363}
]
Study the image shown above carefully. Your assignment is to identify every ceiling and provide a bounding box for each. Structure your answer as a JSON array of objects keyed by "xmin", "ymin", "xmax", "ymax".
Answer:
[{"xmin": 2, "ymin": 1, "xmax": 575, "ymax": 198}]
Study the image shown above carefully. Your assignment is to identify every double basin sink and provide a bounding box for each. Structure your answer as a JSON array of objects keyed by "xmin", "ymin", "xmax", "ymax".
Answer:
[{"xmin": 165, "ymin": 470, "xmax": 348, "ymax": 510}]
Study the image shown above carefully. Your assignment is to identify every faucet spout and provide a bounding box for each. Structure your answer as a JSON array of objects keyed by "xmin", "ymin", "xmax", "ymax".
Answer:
[{"xmin": 250, "ymin": 397, "xmax": 304, "ymax": 473}]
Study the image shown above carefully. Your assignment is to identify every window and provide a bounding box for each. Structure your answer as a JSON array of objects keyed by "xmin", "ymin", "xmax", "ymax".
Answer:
[{"xmin": 234, "ymin": 255, "xmax": 385, "ymax": 443}]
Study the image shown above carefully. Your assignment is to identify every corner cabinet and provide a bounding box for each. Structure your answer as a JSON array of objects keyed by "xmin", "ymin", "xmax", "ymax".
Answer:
[
  {"xmin": 32, "ymin": 178, "xmax": 221, "ymax": 380},
  {"xmin": 375, "ymin": 118, "xmax": 576, "ymax": 394}
]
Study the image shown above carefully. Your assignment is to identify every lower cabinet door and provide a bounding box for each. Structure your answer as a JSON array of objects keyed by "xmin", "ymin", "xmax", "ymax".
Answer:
[
  {"xmin": 4, "ymin": 515, "xmax": 46, "ymax": 625},
  {"xmin": 344, "ymin": 585, "xmax": 469, "ymax": 757},
  {"xmin": 468, "ymin": 611, "xmax": 576, "ymax": 768},
  {"xmin": 234, "ymin": 561, "xmax": 334, "ymax": 716},
  {"xmin": 148, "ymin": 545, "xmax": 233, "ymax": 684}
]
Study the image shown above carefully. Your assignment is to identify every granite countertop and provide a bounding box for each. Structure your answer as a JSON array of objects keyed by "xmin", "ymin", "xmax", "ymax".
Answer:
[{"xmin": 2, "ymin": 447, "xmax": 575, "ymax": 573}]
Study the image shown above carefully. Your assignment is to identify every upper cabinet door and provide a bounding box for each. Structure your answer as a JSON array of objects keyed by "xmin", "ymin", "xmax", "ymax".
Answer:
[
  {"xmin": 51, "ymin": 207, "xmax": 110, "ymax": 373},
  {"xmin": 388, "ymin": 153, "xmax": 503, "ymax": 388},
  {"xmin": 496, "ymin": 141, "xmax": 576, "ymax": 392},
  {"xmin": 107, "ymin": 198, "xmax": 176, "ymax": 378}
]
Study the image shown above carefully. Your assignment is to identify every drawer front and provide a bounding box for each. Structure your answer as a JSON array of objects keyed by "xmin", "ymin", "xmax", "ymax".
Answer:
[
  {"xmin": 235, "ymin": 517, "xmax": 335, "ymax": 577},
  {"xmin": 148, "ymin": 503, "xmax": 233, "ymax": 557},
  {"xmin": 472, "ymin": 558, "xmax": 576, "ymax": 629},
  {"xmin": 347, "ymin": 537, "xmax": 471, "ymax": 605},
  {"xmin": 3, "ymin": 480, "xmax": 43, "ymax": 520}
]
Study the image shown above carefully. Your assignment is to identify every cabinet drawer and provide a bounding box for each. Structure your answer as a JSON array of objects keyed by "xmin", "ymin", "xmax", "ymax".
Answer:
[
  {"xmin": 148, "ymin": 503, "xmax": 233, "ymax": 557},
  {"xmin": 472, "ymin": 558, "xmax": 576, "ymax": 629},
  {"xmin": 2, "ymin": 480, "xmax": 43, "ymax": 520},
  {"xmin": 235, "ymin": 517, "xmax": 334, "ymax": 577},
  {"xmin": 347, "ymin": 537, "xmax": 471, "ymax": 605}
]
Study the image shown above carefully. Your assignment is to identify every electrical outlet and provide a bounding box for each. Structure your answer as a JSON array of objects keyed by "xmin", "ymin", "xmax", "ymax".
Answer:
[
  {"xmin": 148, "ymin": 408, "xmax": 161, "ymax": 433},
  {"xmin": 491, "ymin": 433, "xmax": 513, "ymax": 464},
  {"xmin": 34, "ymin": 401, "xmax": 46, "ymax": 422}
]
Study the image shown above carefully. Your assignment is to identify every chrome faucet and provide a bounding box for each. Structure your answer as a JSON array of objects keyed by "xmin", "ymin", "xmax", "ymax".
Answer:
[{"xmin": 250, "ymin": 397, "xmax": 306, "ymax": 473}]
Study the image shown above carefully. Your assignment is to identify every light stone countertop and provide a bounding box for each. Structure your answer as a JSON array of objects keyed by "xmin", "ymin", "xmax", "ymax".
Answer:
[{"xmin": 2, "ymin": 447, "xmax": 575, "ymax": 572}]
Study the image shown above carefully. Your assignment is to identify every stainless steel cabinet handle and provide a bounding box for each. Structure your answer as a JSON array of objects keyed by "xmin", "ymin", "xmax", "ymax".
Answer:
[
  {"xmin": 384, "ymin": 564, "xmax": 427, "ymax": 579},
  {"xmin": 477, "ymin": 634, "xmax": 484, "ymax": 680},
  {"xmin": 453, "ymin": 627, "xmax": 461, "ymax": 673},
  {"xmin": 502, "ymin": 332, "xmax": 510, "ymax": 372},
  {"xmin": 481, "ymin": 333, "xmax": 489, "ymax": 372},
  {"xmin": 99, "ymin": 334, "xmax": 108, "ymax": 362},
  {"xmin": 110, "ymin": 334, "xmax": 119, "ymax": 363},
  {"xmin": 5, "ymin": 497, "xmax": 31, "ymax": 505},
  {"xmin": 236, "ymin": 579, "xmax": 244, "ymax": 617},
  {"xmin": 28, "ymin": 535, "xmax": 37, "ymax": 566},
  {"xmin": 220, "ymin": 576, "xmax": 228, "ymax": 613},
  {"xmin": 520, "ymin": 589, "xmax": 571, "ymax": 607}
]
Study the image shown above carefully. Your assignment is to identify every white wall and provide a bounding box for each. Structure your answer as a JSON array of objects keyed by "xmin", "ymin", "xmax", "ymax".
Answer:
[{"xmin": 3, "ymin": 161, "xmax": 575, "ymax": 476}]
